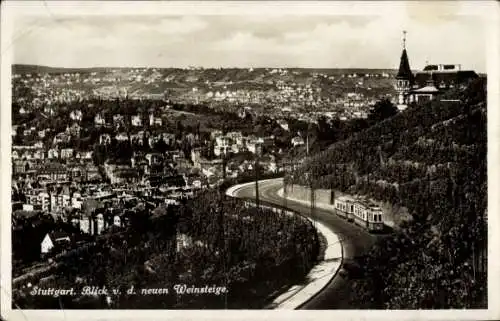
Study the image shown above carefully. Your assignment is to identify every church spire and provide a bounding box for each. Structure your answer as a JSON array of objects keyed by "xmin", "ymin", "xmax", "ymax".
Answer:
[{"xmin": 396, "ymin": 31, "xmax": 413, "ymax": 84}]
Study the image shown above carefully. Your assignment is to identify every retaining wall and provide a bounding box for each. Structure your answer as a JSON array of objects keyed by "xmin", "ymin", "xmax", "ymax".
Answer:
[{"xmin": 285, "ymin": 184, "xmax": 411, "ymax": 228}]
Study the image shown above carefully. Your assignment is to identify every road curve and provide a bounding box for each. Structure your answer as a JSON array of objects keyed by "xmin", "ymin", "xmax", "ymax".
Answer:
[{"xmin": 231, "ymin": 178, "xmax": 377, "ymax": 309}]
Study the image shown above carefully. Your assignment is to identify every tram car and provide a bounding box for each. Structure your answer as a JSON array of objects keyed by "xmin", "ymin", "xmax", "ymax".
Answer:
[
  {"xmin": 352, "ymin": 198, "xmax": 384, "ymax": 231},
  {"xmin": 334, "ymin": 196, "xmax": 355, "ymax": 221},
  {"xmin": 334, "ymin": 196, "xmax": 384, "ymax": 232}
]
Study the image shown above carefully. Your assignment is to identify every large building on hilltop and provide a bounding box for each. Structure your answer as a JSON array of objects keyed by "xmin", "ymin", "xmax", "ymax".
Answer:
[{"xmin": 394, "ymin": 31, "xmax": 479, "ymax": 111}]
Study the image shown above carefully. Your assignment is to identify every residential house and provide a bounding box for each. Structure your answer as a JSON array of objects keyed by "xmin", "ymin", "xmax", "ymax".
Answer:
[
  {"xmin": 214, "ymin": 136, "xmax": 231, "ymax": 156},
  {"xmin": 53, "ymin": 132, "xmax": 71, "ymax": 145},
  {"xmin": 148, "ymin": 136, "xmax": 160, "ymax": 148},
  {"xmin": 69, "ymin": 110, "xmax": 83, "ymax": 122},
  {"xmin": 291, "ymin": 136, "xmax": 305, "ymax": 147},
  {"xmin": 226, "ymin": 131, "xmax": 244, "ymax": 145},
  {"xmin": 185, "ymin": 133, "xmax": 196, "ymax": 145},
  {"xmin": 43, "ymin": 106, "xmax": 55, "ymax": 116},
  {"xmin": 37, "ymin": 162, "xmax": 68, "ymax": 182},
  {"xmin": 260, "ymin": 155, "xmax": 278, "ymax": 173},
  {"xmin": 41, "ymin": 231, "xmax": 71, "ymax": 255},
  {"xmin": 33, "ymin": 149, "xmax": 45, "ymax": 160},
  {"xmin": 149, "ymin": 114, "xmax": 163, "ymax": 126},
  {"xmin": 162, "ymin": 133, "xmax": 176, "ymax": 146},
  {"xmin": 176, "ymin": 233, "xmax": 194, "ymax": 253},
  {"xmin": 210, "ymin": 130, "xmax": 223, "ymax": 140},
  {"xmin": 277, "ymin": 119, "xmax": 289, "ymax": 131},
  {"xmin": 69, "ymin": 165, "xmax": 86, "ymax": 182},
  {"xmin": 75, "ymin": 150, "xmax": 93, "ymax": 160},
  {"xmin": 71, "ymin": 192, "xmax": 83, "ymax": 209},
  {"xmin": 50, "ymin": 185, "xmax": 72, "ymax": 212},
  {"xmin": 79, "ymin": 215, "xmax": 91, "ymax": 235},
  {"xmin": 246, "ymin": 140, "xmax": 262, "ymax": 155},
  {"xmin": 192, "ymin": 179, "xmax": 202, "ymax": 189},
  {"xmin": 130, "ymin": 132, "xmax": 145, "ymax": 145},
  {"xmin": 115, "ymin": 132, "xmax": 129, "ymax": 142},
  {"xmin": 99, "ymin": 134, "xmax": 112, "ymax": 145},
  {"xmin": 23, "ymin": 128, "xmax": 33, "ymax": 136},
  {"xmin": 113, "ymin": 114, "xmax": 125, "ymax": 129},
  {"xmin": 94, "ymin": 113, "xmax": 106, "ymax": 126},
  {"xmin": 34, "ymin": 141, "xmax": 44, "ymax": 149},
  {"xmin": 38, "ymin": 192, "xmax": 50, "ymax": 212},
  {"xmin": 21, "ymin": 150, "xmax": 33, "ymax": 160},
  {"xmin": 66, "ymin": 123, "xmax": 81, "ymax": 137},
  {"xmin": 261, "ymin": 136, "xmax": 275, "ymax": 148},
  {"xmin": 96, "ymin": 213, "xmax": 106, "ymax": 235},
  {"xmin": 13, "ymin": 160, "xmax": 34, "ymax": 175},
  {"xmin": 111, "ymin": 213, "xmax": 122, "ymax": 228},
  {"xmin": 60, "ymin": 148, "xmax": 74, "ymax": 159},
  {"xmin": 104, "ymin": 163, "xmax": 139, "ymax": 185},
  {"xmin": 171, "ymin": 151, "xmax": 185, "ymax": 162},
  {"xmin": 85, "ymin": 163, "xmax": 101, "ymax": 181},
  {"xmin": 175, "ymin": 233, "xmax": 207, "ymax": 252},
  {"xmin": 131, "ymin": 115, "xmax": 142, "ymax": 127},
  {"xmin": 82, "ymin": 151, "xmax": 93, "ymax": 160},
  {"xmin": 238, "ymin": 106, "xmax": 254, "ymax": 119},
  {"xmin": 12, "ymin": 150, "xmax": 20, "ymax": 160},
  {"xmin": 199, "ymin": 158, "xmax": 223, "ymax": 177},
  {"xmin": 145, "ymin": 153, "xmax": 163, "ymax": 166},
  {"xmin": 47, "ymin": 148, "xmax": 59, "ymax": 159},
  {"xmin": 191, "ymin": 148, "xmax": 203, "ymax": 168}
]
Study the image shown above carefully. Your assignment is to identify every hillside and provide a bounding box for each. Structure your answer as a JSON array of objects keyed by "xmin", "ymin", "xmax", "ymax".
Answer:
[{"xmin": 288, "ymin": 77, "xmax": 487, "ymax": 308}]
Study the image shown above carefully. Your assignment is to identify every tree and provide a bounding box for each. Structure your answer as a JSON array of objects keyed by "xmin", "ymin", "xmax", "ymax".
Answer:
[
  {"xmin": 369, "ymin": 99, "xmax": 398, "ymax": 123},
  {"xmin": 176, "ymin": 120, "xmax": 184, "ymax": 139},
  {"xmin": 93, "ymin": 144, "xmax": 107, "ymax": 165}
]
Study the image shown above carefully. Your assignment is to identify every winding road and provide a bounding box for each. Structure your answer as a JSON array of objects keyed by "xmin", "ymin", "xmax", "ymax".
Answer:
[{"xmin": 231, "ymin": 178, "xmax": 377, "ymax": 309}]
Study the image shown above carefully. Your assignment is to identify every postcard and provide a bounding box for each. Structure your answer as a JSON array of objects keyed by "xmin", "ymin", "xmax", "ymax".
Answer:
[{"xmin": 1, "ymin": 1, "xmax": 499, "ymax": 320}]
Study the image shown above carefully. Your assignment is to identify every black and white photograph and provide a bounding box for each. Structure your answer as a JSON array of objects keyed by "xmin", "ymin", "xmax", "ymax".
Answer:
[{"xmin": 1, "ymin": 1, "xmax": 498, "ymax": 320}]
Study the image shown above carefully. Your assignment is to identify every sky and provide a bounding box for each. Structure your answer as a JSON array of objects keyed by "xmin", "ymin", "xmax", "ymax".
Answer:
[{"xmin": 9, "ymin": 3, "xmax": 488, "ymax": 72}]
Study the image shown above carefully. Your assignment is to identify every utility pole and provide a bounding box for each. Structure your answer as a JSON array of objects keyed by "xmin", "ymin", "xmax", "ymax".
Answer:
[
  {"xmin": 331, "ymin": 162, "xmax": 336, "ymax": 205},
  {"xmin": 309, "ymin": 172, "xmax": 316, "ymax": 231},
  {"xmin": 217, "ymin": 184, "xmax": 228, "ymax": 309},
  {"xmin": 305, "ymin": 125, "xmax": 316, "ymax": 230},
  {"xmin": 306, "ymin": 132, "xmax": 309, "ymax": 156},
  {"xmin": 254, "ymin": 154, "xmax": 260, "ymax": 208},
  {"xmin": 283, "ymin": 160, "xmax": 291, "ymax": 210},
  {"xmin": 222, "ymin": 149, "xmax": 228, "ymax": 180},
  {"xmin": 281, "ymin": 161, "xmax": 286, "ymax": 209}
]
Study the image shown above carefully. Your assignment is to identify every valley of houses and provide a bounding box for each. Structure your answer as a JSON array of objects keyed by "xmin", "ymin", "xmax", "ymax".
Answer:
[{"xmin": 12, "ymin": 106, "xmax": 306, "ymax": 258}]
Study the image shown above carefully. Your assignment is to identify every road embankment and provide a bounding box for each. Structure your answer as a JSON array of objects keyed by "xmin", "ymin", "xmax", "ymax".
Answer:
[{"xmin": 226, "ymin": 179, "xmax": 343, "ymax": 309}]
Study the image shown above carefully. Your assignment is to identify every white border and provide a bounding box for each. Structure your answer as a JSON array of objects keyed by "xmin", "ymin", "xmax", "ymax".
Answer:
[{"xmin": 1, "ymin": 1, "xmax": 499, "ymax": 320}]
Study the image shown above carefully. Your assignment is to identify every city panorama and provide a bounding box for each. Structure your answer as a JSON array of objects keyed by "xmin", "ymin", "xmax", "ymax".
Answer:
[{"xmin": 4, "ymin": 2, "xmax": 489, "ymax": 314}]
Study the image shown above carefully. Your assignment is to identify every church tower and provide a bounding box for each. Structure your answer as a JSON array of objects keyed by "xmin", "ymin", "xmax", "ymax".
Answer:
[{"xmin": 395, "ymin": 31, "xmax": 413, "ymax": 111}]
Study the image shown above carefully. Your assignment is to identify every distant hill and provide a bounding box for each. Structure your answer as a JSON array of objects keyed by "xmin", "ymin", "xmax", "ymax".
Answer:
[
  {"xmin": 287, "ymin": 68, "xmax": 397, "ymax": 75},
  {"xmin": 289, "ymin": 77, "xmax": 487, "ymax": 308},
  {"xmin": 12, "ymin": 64, "xmax": 397, "ymax": 75},
  {"xmin": 12, "ymin": 64, "xmax": 115, "ymax": 75}
]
